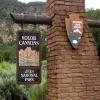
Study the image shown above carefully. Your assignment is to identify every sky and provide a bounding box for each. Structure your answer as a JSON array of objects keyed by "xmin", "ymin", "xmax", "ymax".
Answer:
[{"xmin": 18, "ymin": 0, "xmax": 100, "ymax": 10}]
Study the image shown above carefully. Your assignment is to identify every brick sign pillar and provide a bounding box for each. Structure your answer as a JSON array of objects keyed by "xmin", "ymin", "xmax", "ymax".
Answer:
[{"xmin": 46, "ymin": 0, "xmax": 100, "ymax": 100}]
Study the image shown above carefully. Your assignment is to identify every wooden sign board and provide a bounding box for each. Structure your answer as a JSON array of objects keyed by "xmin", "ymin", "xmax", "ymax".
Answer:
[
  {"xmin": 17, "ymin": 31, "xmax": 41, "ymax": 84},
  {"xmin": 65, "ymin": 13, "xmax": 83, "ymax": 49}
]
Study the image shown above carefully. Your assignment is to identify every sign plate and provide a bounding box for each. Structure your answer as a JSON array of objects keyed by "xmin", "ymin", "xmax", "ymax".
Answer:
[
  {"xmin": 65, "ymin": 13, "xmax": 83, "ymax": 49},
  {"xmin": 17, "ymin": 31, "xmax": 41, "ymax": 84}
]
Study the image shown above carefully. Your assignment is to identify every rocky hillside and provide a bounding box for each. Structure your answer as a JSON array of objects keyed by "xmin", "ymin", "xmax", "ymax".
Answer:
[
  {"xmin": 0, "ymin": 0, "xmax": 46, "ymax": 22},
  {"xmin": 0, "ymin": 0, "xmax": 46, "ymax": 43}
]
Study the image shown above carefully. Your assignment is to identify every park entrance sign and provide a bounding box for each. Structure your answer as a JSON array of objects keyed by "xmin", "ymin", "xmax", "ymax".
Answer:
[
  {"xmin": 10, "ymin": 13, "xmax": 52, "ymax": 85},
  {"xmin": 17, "ymin": 31, "xmax": 41, "ymax": 84},
  {"xmin": 65, "ymin": 13, "xmax": 83, "ymax": 49}
]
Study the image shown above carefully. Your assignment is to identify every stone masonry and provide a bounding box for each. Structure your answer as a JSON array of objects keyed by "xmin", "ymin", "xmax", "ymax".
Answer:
[{"xmin": 46, "ymin": 0, "xmax": 100, "ymax": 100}]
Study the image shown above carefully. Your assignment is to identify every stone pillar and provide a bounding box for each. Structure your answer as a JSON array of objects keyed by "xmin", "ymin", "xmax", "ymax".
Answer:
[{"xmin": 46, "ymin": 0, "xmax": 100, "ymax": 100}]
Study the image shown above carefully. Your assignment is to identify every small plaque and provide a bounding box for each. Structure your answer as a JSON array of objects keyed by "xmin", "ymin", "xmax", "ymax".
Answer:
[
  {"xmin": 65, "ymin": 13, "xmax": 83, "ymax": 49},
  {"xmin": 17, "ymin": 68, "xmax": 40, "ymax": 83},
  {"xmin": 17, "ymin": 31, "xmax": 41, "ymax": 84}
]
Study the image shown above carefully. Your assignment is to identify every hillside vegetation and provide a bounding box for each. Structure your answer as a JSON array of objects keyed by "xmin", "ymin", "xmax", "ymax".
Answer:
[{"xmin": 0, "ymin": 0, "xmax": 46, "ymax": 23}]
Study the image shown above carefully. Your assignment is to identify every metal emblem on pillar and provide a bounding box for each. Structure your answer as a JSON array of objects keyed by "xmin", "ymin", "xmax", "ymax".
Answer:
[{"xmin": 65, "ymin": 13, "xmax": 83, "ymax": 49}]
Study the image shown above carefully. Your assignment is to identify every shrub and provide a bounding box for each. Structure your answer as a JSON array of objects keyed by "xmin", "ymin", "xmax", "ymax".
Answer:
[
  {"xmin": 0, "ymin": 40, "xmax": 16, "ymax": 63},
  {"xmin": 0, "ymin": 62, "xmax": 30, "ymax": 100},
  {"xmin": 0, "ymin": 61, "xmax": 47, "ymax": 100}
]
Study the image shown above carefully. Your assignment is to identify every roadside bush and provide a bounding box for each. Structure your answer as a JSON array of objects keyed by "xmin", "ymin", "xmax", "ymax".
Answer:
[
  {"xmin": 0, "ymin": 41, "xmax": 16, "ymax": 63},
  {"xmin": 0, "ymin": 62, "xmax": 30, "ymax": 100},
  {"xmin": 0, "ymin": 61, "xmax": 47, "ymax": 100}
]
